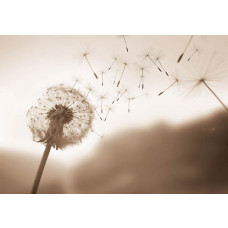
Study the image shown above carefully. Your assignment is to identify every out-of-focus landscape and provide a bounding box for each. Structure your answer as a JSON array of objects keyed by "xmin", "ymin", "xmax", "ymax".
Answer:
[
  {"xmin": 1, "ymin": 35, "xmax": 228, "ymax": 193},
  {"xmin": 1, "ymin": 110, "xmax": 228, "ymax": 193}
]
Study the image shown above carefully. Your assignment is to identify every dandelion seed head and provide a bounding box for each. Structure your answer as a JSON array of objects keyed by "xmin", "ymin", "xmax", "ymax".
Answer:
[{"xmin": 27, "ymin": 84, "xmax": 94, "ymax": 149}]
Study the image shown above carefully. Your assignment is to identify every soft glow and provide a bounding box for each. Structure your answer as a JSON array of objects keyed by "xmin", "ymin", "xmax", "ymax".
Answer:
[{"xmin": 0, "ymin": 35, "xmax": 228, "ymax": 164}]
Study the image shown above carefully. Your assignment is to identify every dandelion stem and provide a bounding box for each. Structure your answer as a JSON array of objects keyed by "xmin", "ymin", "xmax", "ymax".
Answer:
[
  {"xmin": 108, "ymin": 59, "xmax": 117, "ymax": 70},
  {"xmin": 123, "ymin": 35, "xmax": 129, "ymax": 52},
  {"xmin": 158, "ymin": 80, "xmax": 177, "ymax": 96},
  {"xmin": 31, "ymin": 141, "xmax": 52, "ymax": 194},
  {"xmin": 147, "ymin": 55, "xmax": 162, "ymax": 72},
  {"xmin": 117, "ymin": 64, "xmax": 127, "ymax": 87},
  {"xmin": 187, "ymin": 49, "xmax": 198, "ymax": 61},
  {"xmin": 202, "ymin": 80, "xmax": 228, "ymax": 113},
  {"xmin": 84, "ymin": 55, "xmax": 98, "ymax": 79},
  {"xmin": 177, "ymin": 35, "xmax": 193, "ymax": 63}
]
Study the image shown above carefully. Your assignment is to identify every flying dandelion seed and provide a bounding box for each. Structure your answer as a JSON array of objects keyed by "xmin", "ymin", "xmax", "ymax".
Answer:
[
  {"xmin": 116, "ymin": 88, "xmax": 128, "ymax": 102},
  {"xmin": 70, "ymin": 77, "xmax": 81, "ymax": 92},
  {"xmin": 97, "ymin": 94, "xmax": 108, "ymax": 114},
  {"xmin": 127, "ymin": 97, "xmax": 134, "ymax": 113},
  {"xmin": 155, "ymin": 56, "xmax": 169, "ymax": 76},
  {"xmin": 72, "ymin": 78, "xmax": 80, "ymax": 89},
  {"xmin": 158, "ymin": 76, "xmax": 179, "ymax": 96},
  {"xmin": 83, "ymin": 52, "xmax": 98, "ymax": 79},
  {"xmin": 176, "ymin": 51, "xmax": 228, "ymax": 112},
  {"xmin": 112, "ymin": 89, "xmax": 122, "ymax": 104},
  {"xmin": 91, "ymin": 128, "xmax": 103, "ymax": 138},
  {"xmin": 104, "ymin": 105, "xmax": 113, "ymax": 121},
  {"xmin": 113, "ymin": 70, "xmax": 118, "ymax": 85},
  {"xmin": 100, "ymin": 71, "xmax": 106, "ymax": 86},
  {"xmin": 138, "ymin": 75, "xmax": 144, "ymax": 89},
  {"xmin": 201, "ymin": 79, "xmax": 228, "ymax": 112},
  {"xmin": 132, "ymin": 92, "xmax": 149, "ymax": 99},
  {"xmin": 122, "ymin": 35, "xmax": 129, "ymax": 52},
  {"xmin": 145, "ymin": 53, "xmax": 162, "ymax": 72},
  {"xmin": 187, "ymin": 48, "xmax": 200, "ymax": 61},
  {"xmin": 117, "ymin": 62, "xmax": 127, "ymax": 87},
  {"xmin": 177, "ymin": 35, "xmax": 194, "ymax": 63},
  {"xmin": 137, "ymin": 66, "xmax": 146, "ymax": 89},
  {"xmin": 27, "ymin": 84, "xmax": 94, "ymax": 194},
  {"xmin": 108, "ymin": 57, "xmax": 118, "ymax": 70},
  {"xmin": 82, "ymin": 84, "xmax": 94, "ymax": 102},
  {"xmin": 94, "ymin": 108, "xmax": 103, "ymax": 120}
]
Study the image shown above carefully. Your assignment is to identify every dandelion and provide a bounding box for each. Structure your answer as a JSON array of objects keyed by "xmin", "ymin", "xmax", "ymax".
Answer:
[
  {"xmin": 116, "ymin": 88, "xmax": 128, "ymax": 102},
  {"xmin": 132, "ymin": 92, "xmax": 149, "ymax": 99},
  {"xmin": 118, "ymin": 35, "xmax": 129, "ymax": 52},
  {"xmin": 91, "ymin": 128, "xmax": 103, "ymax": 138},
  {"xmin": 70, "ymin": 77, "xmax": 81, "ymax": 92},
  {"xmin": 27, "ymin": 84, "xmax": 94, "ymax": 193},
  {"xmin": 83, "ymin": 52, "xmax": 98, "ymax": 79},
  {"xmin": 126, "ymin": 97, "xmax": 135, "ymax": 113},
  {"xmin": 176, "ymin": 51, "xmax": 228, "ymax": 112},
  {"xmin": 187, "ymin": 47, "xmax": 200, "ymax": 62},
  {"xmin": 138, "ymin": 75, "xmax": 144, "ymax": 89},
  {"xmin": 108, "ymin": 57, "xmax": 118, "ymax": 70},
  {"xmin": 144, "ymin": 52, "xmax": 162, "ymax": 73},
  {"xmin": 177, "ymin": 35, "xmax": 194, "ymax": 63},
  {"xmin": 94, "ymin": 108, "xmax": 103, "ymax": 120},
  {"xmin": 158, "ymin": 76, "xmax": 179, "ymax": 96},
  {"xmin": 72, "ymin": 77, "xmax": 80, "ymax": 88},
  {"xmin": 136, "ymin": 65, "xmax": 147, "ymax": 89},
  {"xmin": 154, "ymin": 54, "xmax": 169, "ymax": 76},
  {"xmin": 125, "ymin": 92, "xmax": 149, "ymax": 112},
  {"xmin": 112, "ymin": 89, "xmax": 122, "ymax": 104},
  {"xmin": 104, "ymin": 105, "xmax": 114, "ymax": 121},
  {"xmin": 113, "ymin": 70, "xmax": 118, "ymax": 85},
  {"xmin": 82, "ymin": 84, "xmax": 94, "ymax": 102},
  {"xmin": 117, "ymin": 62, "xmax": 127, "ymax": 87},
  {"xmin": 200, "ymin": 79, "xmax": 228, "ymax": 112},
  {"xmin": 123, "ymin": 35, "xmax": 129, "ymax": 52},
  {"xmin": 100, "ymin": 70, "xmax": 106, "ymax": 86},
  {"xmin": 97, "ymin": 93, "xmax": 108, "ymax": 114}
]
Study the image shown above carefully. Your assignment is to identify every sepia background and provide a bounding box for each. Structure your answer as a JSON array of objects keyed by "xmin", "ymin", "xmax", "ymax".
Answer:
[{"xmin": 1, "ymin": 35, "xmax": 228, "ymax": 193}]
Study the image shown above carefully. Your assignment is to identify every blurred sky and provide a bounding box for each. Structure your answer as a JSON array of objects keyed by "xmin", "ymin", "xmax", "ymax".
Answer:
[{"xmin": 0, "ymin": 35, "xmax": 228, "ymax": 164}]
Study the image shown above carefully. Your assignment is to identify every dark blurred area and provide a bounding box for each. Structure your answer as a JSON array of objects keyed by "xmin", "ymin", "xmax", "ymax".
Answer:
[
  {"xmin": 1, "ymin": 110, "xmax": 228, "ymax": 194},
  {"xmin": 0, "ymin": 149, "xmax": 66, "ymax": 194},
  {"xmin": 71, "ymin": 110, "xmax": 228, "ymax": 193}
]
